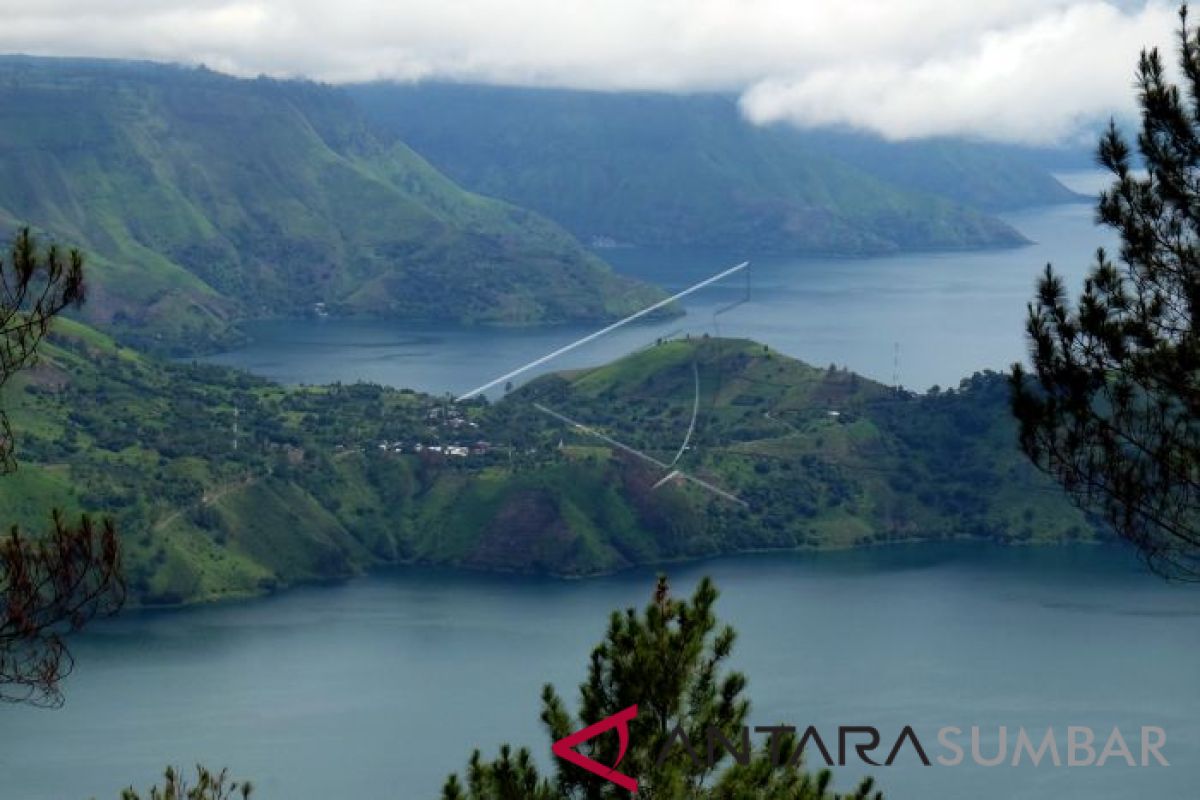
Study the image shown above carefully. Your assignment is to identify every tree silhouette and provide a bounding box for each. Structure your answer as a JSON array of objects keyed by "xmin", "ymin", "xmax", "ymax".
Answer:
[
  {"xmin": 1, "ymin": 512, "xmax": 123, "ymax": 706},
  {"xmin": 0, "ymin": 227, "xmax": 85, "ymax": 470},
  {"xmin": 1012, "ymin": 5, "xmax": 1200, "ymax": 580},
  {"xmin": 0, "ymin": 228, "xmax": 125, "ymax": 705},
  {"xmin": 119, "ymin": 766, "xmax": 253, "ymax": 800}
]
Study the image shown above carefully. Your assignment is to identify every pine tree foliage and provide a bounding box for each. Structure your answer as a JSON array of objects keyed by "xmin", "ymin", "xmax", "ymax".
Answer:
[
  {"xmin": 442, "ymin": 576, "xmax": 882, "ymax": 800},
  {"xmin": 0, "ymin": 511, "xmax": 123, "ymax": 706},
  {"xmin": 0, "ymin": 227, "xmax": 85, "ymax": 470},
  {"xmin": 0, "ymin": 228, "xmax": 124, "ymax": 706},
  {"xmin": 441, "ymin": 746, "xmax": 557, "ymax": 800},
  {"xmin": 118, "ymin": 766, "xmax": 253, "ymax": 800},
  {"xmin": 1012, "ymin": 4, "xmax": 1200, "ymax": 579}
]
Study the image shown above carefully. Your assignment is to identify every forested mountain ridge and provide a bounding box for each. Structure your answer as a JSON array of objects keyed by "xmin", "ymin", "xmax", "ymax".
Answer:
[
  {"xmin": 792, "ymin": 129, "xmax": 1087, "ymax": 211},
  {"xmin": 348, "ymin": 83, "xmax": 1080, "ymax": 254},
  {"xmin": 0, "ymin": 57, "xmax": 665, "ymax": 354},
  {"xmin": 0, "ymin": 323, "xmax": 1101, "ymax": 606}
]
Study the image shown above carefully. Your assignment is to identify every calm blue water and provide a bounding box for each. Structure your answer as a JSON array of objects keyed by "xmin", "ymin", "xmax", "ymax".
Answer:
[
  {"xmin": 204, "ymin": 201, "xmax": 1114, "ymax": 397},
  {"xmin": 0, "ymin": 545, "xmax": 1195, "ymax": 800}
]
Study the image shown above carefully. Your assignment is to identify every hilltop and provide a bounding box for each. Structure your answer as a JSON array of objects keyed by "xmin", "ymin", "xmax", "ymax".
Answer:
[
  {"xmin": 348, "ymin": 83, "xmax": 1081, "ymax": 255},
  {"xmin": 0, "ymin": 58, "xmax": 665, "ymax": 353},
  {"xmin": 429, "ymin": 338, "xmax": 1100, "ymax": 571},
  {"xmin": 0, "ymin": 326, "xmax": 1101, "ymax": 605}
]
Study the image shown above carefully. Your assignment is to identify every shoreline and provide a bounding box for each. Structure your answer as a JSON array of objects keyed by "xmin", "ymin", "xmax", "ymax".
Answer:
[{"xmin": 125, "ymin": 534, "xmax": 1118, "ymax": 613}]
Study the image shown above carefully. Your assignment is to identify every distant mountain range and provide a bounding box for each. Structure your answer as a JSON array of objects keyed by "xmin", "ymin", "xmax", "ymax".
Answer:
[
  {"xmin": 0, "ymin": 58, "xmax": 664, "ymax": 353},
  {"xmin": 0, "ymin": 58, "xmax": 1092, "ymax": 355},
  {"xmin": 786, "ymin": 129, "xmax": 1089, "ymax": 210},
  {"xmin": 349, "ymin": 83, "xmax": 1084, "ymax": 255}
]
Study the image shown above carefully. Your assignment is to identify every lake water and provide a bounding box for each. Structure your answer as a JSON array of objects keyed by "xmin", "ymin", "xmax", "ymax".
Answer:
[
  {"xmin": 204, "ymin": 198, "xmax": 1115, "ymax": 398},
  {"xmin": 1, "ymin": 545, "xmax": 1196, "ymax": 800}
]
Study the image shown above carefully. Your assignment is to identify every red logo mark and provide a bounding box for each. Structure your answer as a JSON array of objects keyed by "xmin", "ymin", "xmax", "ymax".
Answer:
[{"xmin": 552, "ymin": 704, "xmax": 639, "ymax": 792}]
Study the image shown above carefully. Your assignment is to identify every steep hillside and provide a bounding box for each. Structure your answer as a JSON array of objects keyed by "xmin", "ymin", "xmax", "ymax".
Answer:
[
  {"xmin": 347, "ymin": 83, "xmax": 1074, "ymax": 254},
  {"xmin": 0, "ymin": 326, "xmax": 1101, "ymax": 605},
  {"xmin": 0, "ymin": 58, "xmax": 664, "ymax": 353},
  {"xmin": 793, "ymin": 130, "xmax": 1086, "ymax": 210}
]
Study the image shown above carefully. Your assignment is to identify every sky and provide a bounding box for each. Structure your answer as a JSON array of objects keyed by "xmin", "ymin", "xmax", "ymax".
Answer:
[{"xmin": 0, "ymin": 0, "xmax": 1181, "ymax": 145}]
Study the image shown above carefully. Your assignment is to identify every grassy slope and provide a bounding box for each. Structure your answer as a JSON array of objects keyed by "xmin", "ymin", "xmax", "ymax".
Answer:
[
  {"xmin": 792, "ymin": 129, "xmax": 1086, "ymax": 211},
  {"xmin": 348, "ymin": 83, "xmax": 1073, "ymax": 254},
  {"xmin": 0, "ymin": 326, "xmax": 1101, "ymax": 606},
  {"xmin": 0, "ymin": 58, "xmax": 664, "ymax": 354}
]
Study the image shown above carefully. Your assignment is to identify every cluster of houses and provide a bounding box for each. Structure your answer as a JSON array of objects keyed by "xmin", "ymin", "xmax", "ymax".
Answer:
[
  {"xmin": 376, "ymin": 440, "xmax": 491, "ymax": 458},
  {"xmin": 426, "ymin": 405, "xmax": 479, "ymax": 430},
  {"xmin": 339, "ymin": 405, "xmax": 497, "ymax": 460}
]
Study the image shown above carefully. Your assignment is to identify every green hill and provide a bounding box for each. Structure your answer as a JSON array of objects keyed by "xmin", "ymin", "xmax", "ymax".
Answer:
[
  {"xmin": 0, "ymin": 325, "xmax": 1101, "ymax": 605},
  {"xmin": 433, "ymin": 338, "xmax": 1101, "ymax": 571},
  {"xmin": 0, "ymin": 58, "xmax": 665, "ymax": 353},
  {"xmin": 347, "ymin": 83, "xmax": 1076, "ymax": 254},
  {"xmin": 791, "ymin": 129, "xmax": 1086, "ymax": 211}
]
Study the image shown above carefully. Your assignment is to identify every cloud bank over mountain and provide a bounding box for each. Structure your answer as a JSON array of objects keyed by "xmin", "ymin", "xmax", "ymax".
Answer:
[{"xmin": 0, "ymin": 0, "xmax": 1177, "ymax": 143}]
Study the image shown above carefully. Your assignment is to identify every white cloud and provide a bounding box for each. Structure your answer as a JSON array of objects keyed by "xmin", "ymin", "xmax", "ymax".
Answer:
[
  {"xmin": 0, "ymin": 0, "xmax": 1180, "ymax": 144},
  {"xmin": 740, "ymin": 2, "xmax": 1177, "ymax": 144}
]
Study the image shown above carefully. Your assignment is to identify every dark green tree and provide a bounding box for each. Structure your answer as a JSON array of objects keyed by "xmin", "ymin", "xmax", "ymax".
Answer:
[
  {"xmin": 441, "ymin": 745, "xmax": 557, "ymax": 800},
  {"xmin": 1012, "ymin": 5, "xmax": 1200, "ymax": 579},
  {"xmin": 442, "ymin": 576, "xmax": 881, "ymax": 800},
  {"xmin": 0, "ymin": 228, "xmax": 124, "ymax": 705}
]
